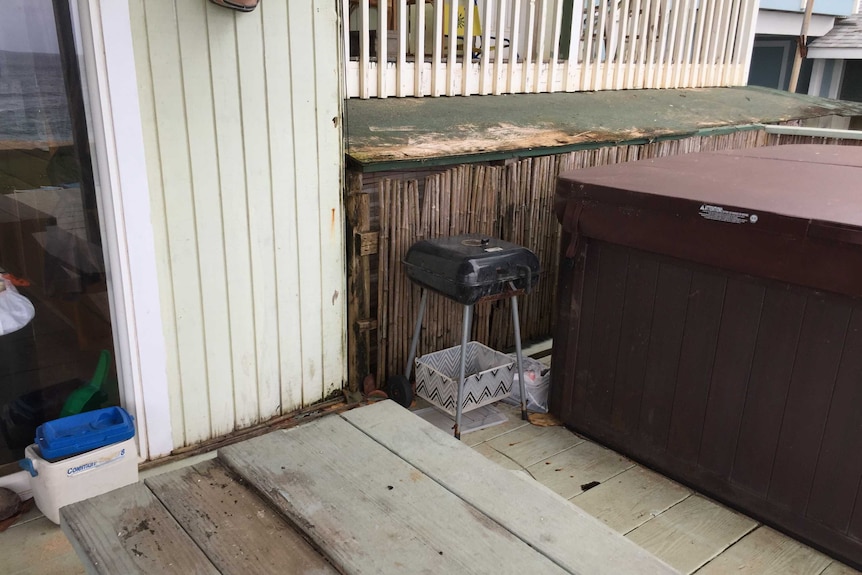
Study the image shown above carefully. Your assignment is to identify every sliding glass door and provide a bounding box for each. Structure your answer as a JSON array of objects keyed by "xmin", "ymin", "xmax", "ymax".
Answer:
[{"xmin": 0, "ymin": 0, "xmax": 116, "ymax": 473}]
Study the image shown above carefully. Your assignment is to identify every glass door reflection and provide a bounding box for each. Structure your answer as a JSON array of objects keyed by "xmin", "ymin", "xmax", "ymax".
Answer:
[{"xmin": 0, "ymin": 0, "xmax": 116, "ymax": 473}]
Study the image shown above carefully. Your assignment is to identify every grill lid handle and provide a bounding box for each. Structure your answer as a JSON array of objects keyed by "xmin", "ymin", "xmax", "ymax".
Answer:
[{"xmin": 516, "ymin": 264, "xmax": 534, "ymax": 294}]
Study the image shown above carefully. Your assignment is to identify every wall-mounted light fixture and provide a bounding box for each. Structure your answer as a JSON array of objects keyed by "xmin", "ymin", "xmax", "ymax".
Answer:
[{"xmin": 208, "ymin": 0, "xmax": 259, "ymax": 12}]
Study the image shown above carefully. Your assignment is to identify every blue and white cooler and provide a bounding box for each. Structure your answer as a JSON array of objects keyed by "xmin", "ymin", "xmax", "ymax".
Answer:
[{"xmin": 19, "ymin": 406, "xmax": 138, "ymax": 524}]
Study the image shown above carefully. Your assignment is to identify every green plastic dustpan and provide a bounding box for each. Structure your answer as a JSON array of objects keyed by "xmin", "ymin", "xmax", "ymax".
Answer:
[{"xmin": 60, "ymin": 350, "xmax": 111, "ymax": 418}]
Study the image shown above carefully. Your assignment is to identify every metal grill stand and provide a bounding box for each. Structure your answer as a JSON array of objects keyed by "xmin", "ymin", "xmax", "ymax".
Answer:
[
  {"xmin": 401, "ymin": 284, "xmax": 528, "ymax": 439},
  {"xmin": 391, "ymin": 235, "xmax": 539, "ymax": 439}
]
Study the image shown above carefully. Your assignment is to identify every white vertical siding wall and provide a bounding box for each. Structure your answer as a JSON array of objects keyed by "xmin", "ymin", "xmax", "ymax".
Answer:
[{"xmin": 127, "ymin": 0, "xmax": 345, "ymax": 449}]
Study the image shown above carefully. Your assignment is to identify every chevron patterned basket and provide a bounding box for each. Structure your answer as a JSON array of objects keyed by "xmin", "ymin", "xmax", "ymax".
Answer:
[{"xmin": 415, "ymin": 342, "xmax": 515, "ymax": 416}]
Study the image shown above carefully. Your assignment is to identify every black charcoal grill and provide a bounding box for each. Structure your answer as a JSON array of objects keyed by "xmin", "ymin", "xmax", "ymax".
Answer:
[{"xmin": 392, "ymin": 234, "xmax": 540, "ymax": 438}]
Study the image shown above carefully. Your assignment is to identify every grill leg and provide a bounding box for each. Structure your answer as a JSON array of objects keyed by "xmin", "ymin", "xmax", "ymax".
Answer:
[
  {"xmin": 511, "ymin": 293, "xmax": 528, "ymax": 422},
  {"xmin": 404, "ymin": 289, "xmax": 428, "ymax": 379},
  {"xmin": 454, "ymin": 303, "xmax": 473, "ymax": 440}
]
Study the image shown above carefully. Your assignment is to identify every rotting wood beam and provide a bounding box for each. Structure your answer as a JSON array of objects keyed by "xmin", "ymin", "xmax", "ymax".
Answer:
[
  {"xmin": 346, "ymin": 169, "xmax": 374, "ymax": 398},
  {"xmin": 140, "ymin": 397, "xmax": 350, "ymax": 470}
]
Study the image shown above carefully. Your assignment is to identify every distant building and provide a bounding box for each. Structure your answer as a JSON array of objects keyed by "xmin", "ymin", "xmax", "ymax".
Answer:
[
  {"xmin": 808, "ymin": 13, "xmax": 862, "ymax": 105},
  {"xmin": 748, "ymin": 0, "xmax": 858, "ymax": 94}
]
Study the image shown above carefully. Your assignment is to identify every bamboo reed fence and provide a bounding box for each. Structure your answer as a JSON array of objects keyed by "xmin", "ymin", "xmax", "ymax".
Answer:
[
  {"xmin": 764, "ymin": 133, "xmax": 862, "ymax": 147},
  {"xmin": 345, "ymin": 127, "xmax": 862, "ymax": 391}
]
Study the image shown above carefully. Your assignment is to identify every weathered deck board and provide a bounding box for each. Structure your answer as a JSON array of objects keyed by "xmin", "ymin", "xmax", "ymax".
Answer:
[
  {"xmin": 822, "ymin": 561, "xmax": 862, "ymax": 575},
  {"xmin": 626, "ymin": 495, "xmax": 757, "ymax": 574},
  {"xmin": 144, "ymin": 459, "xmax": 337, "ymax": 575},
  {"xmin": 695, "ymin": 526, "xmax": 832, "ymax": 575},
  {"xmin": 571, "ymin": 466, "xmax": 692, "ymax": 534},
  {"xmin": 342, "ymin": 401, "xmax": 679, "ymax": 575},
  {"xmin": 484, "ymin": 424, "xmax": 583, "ymax": 467},
  {"xmin": 461, "ymin": 414, "xmax": 530, "ymax": 447},
  {"xmin": 60, "ymin": 482, "xmax": 220, "ymax": 575},
  {"xmin": 218, "ymin": 414, "xmax": 570, "ymax": 575},
  {"xmin": 525, "ymin": 440, "xmax": 635, "ymax": 499},
  {"xmin": 470, "ymin": 442, "xmax": 522, "ymax": 470}
]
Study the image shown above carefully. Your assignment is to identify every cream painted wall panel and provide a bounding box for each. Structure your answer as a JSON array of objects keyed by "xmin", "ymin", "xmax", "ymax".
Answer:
[
  {"xmin": 175, "ymin": 0, "xmax": 235, "ymax": 438},
  {"xmin": 312, "ymin": 0, "xmax": 348, "ymax": 397},
  {"xmin": 143, "ymin": 0, "xmax": 211, "ymax": 446},
  {"xmin": 128, "ymin": 0, "xmax": 345, "ymax": 449},
  {"xmin": 260, "ymin": 1, "xmax": 304, "ymax": 410},
  {"xmin": 235, "ymin": 8, "xmax": 281, "ymax": 422},
  {"xmin": 127, "ymin": 0, "xmax": 185, "ymax": 449},
  {"xmin": 287, "ymin": 2, "xmax": 326, "ymax": 403},
  {"xmin": 129, "ymin": 0, "xmax": 185, "ymax": 445},
  {"xmin": 204, "ymin": 8, "xmax": 260, "ymax": 430}
]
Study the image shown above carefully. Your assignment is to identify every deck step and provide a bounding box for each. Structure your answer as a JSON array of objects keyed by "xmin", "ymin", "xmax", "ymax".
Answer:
[
  {"xmin": 144, "ymin": 459, "xmax": 337, "ymax": 574},
  {"xmin": 218, "ymin": 414, "xmax": 571, "ymax": 574},
  {"xmin": 61, "ymin": 458, "xmax": 337, "ymax": 574},
  {"xmin": 342, "ymin": 400, "xmax": 678, "ymax": 575},
  {"xmin": 61, "ymin": 402, "xmax": 680, "ymax": 574},
  {"xmin": 61, "ymin": 482, "xmax": 221, "ymax": 574}
]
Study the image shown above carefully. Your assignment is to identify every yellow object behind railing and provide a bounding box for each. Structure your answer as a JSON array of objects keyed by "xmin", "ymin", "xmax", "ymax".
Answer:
[
  {"xmin": 442, "ymin": 1, "xmax": 482, "ymax": 37},
  {"xmin": 442, "ymin": 1, "xmax": 482, "ymax": 59}
]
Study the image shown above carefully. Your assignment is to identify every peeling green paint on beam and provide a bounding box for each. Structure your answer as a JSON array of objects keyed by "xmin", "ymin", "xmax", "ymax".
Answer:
[
  {"xmin": 344, "ymin": 87, "xmax": 862, "ymax": 173},
  {"xmin": 349, "ymin": 125, "xmax": 767, "ymax": 173}
]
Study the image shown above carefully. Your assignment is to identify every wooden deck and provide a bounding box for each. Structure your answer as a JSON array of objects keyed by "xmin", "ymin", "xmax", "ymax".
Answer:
[
  {"xmin": 61, "ymin": 401, "xmax": 679, "ymax": 574},
  {"xmin": 3, "ymin": 399, "xmax": 860, "ymax": 574}
]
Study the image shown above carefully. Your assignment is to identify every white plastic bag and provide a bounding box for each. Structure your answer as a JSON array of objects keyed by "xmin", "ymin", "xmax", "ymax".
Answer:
[
  {"xmin": 503, "ymin": 355, "xmax": 551, "ymax": 413},
  {"xmin": 0, "ymin": 277, "xmax": 35, "ymax": 336}
]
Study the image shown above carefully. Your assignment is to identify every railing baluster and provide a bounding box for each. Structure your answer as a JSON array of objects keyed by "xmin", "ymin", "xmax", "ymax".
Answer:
[
  {"xmin": 713, "ymin": 0, "xmax": 726, "ymax": 86},
  {"xmin": 646, "ymin": 0, "xmax": 663, "ymax": 87},
  {"xmin": 592, "ymin": 0, "xmax": 608, "ymax": 90},
  {"xmin": 707, "ymin": 0, "xmax": 728, "ymax": 86},
  {"xmin": 446, "ymin": 0, "xmax": 458, "ymax": 95},
  {"xmin": 522, "ymin": 0, "xmax": 536, "ymax": 93},
  {"xmin": 735, "ymin": 0, "xmax": 758, "ymax": 84},
  {"xmin": 547, "ymin": 0, "xmax": 565, "ymax": 92},
  {"xmin": 534, "ymin": 0, "xmax": 549, "ymax": 92},
  {"xmin": 634, "ymin": 0, "xmax": 651, "ymax": 87},
  {"xmin": 432, "ymin": 0, "xmax": 444, "ymax": 96},
  {"xmin": 679, "ymin": 0, "xmax": 696, "ymax": 86},
  {"xmin": 480, "ymin": 0, "xmax": 494, "ymax": 94},
  {"xmin": 698, "ymin": 0, "xmax": 718, "ymax": 87},
  {"xmin": 602, "ymin": 0, "xmax": 621, "ymax": 89},
  {"xmin": 492, "ymin": 0, "xmax": 507, "ymax": 94},
  {"xmin": 397, "ymin": 0, "xmax": 408, "ymax": 96},
  {"xmin": 415, "ymin": 0, "xmax": 427, "ymax": 96},
  {"xmin": 670, "ymin": 0, "xmax": 691, "ymax": 87},
  {"xmin": 563, "ymin": 0, "xmax": 584, "ymax": 91},
  {"xmin": 464, "ymin": 0, "xmax": 477, "ymax": 94},
  {"xmin": 690, "ymin": 0, "xmax": 709, "ymax": 87},
  {"xmin": 378, "ymin": 0, "xmax": 388, "ymax": 97},
  {"xmin": 360, "ymin": 0, "xmax": 371, "ymax": 98},
  {"xmin": 662, "ymin": 0, "xmax": 682, "ymax": 88},
  {"xmin": 653, "ymin": 0, "xmax": 672, "ymax": 88},
  {"xmin": 612, "ymin": 0, "xmax": 630, "ymax": 89},
  {"xmin": 623, "ymin": 0, "xmax": 639, "ymax": 89},
  {"xmin": 508, "ymin": 0, "xmax": 524, "ymax": 93},
  {"xmin": 343, "ymin": 0, "xmax": 351, "ymax": 98},
  {"xmin": 581, "ymin": 0, "xmax": 596, "ymax": 90},
  {"xmin": 721, "ymin": 0, "xmax": 742, "ymax": 85}
]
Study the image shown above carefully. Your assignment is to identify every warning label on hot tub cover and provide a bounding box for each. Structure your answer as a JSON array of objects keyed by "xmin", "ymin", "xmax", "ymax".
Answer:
[{"xmin": 698, "ymin": 204, "xmax": 758, "ymax": 224}]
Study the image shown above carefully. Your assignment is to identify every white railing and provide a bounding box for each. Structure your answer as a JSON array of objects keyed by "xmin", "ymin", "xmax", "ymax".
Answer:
[{"xmin": 343, "ymin": 0, "xmax": 758, "ymax": 98}]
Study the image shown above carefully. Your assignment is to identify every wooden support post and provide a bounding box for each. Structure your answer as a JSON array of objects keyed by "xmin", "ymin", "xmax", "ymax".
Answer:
[
  {"xmin": 346, "ymin": 170, "xmax": 374, "ymax": 398},
  {"xmin": 788, "ymin": 0, "xmax": 814, "ymax": 93}
]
